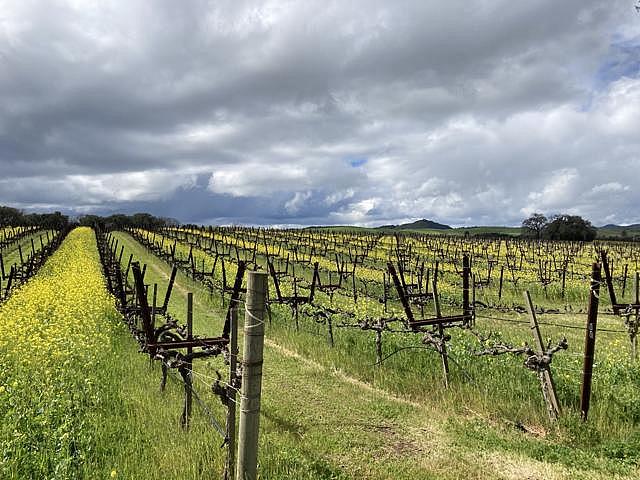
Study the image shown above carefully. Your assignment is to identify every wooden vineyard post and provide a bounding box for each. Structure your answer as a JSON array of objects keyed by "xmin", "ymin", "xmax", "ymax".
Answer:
[
  {"xmin": 498, "ymin": 265, "xmax": 504, "ymax": 300},
  {"xmin": 432, "ymin": 277, "xmax": 450, "ymax": 388},
  {"xmin": 225, "ymin": 296, "xmax": 239, "ymax": 480},
  {"xmin": 462, "ymin": 255, "xmax": 472, "ymax": 325},
  {"xmin": 580, "ymin": 262, "xmax": 601, "ymax": 421},
  {"xmin": 375, "ymin": 318, "xmax": 383, "ymax": 366},
  {"xmin": 152, "ymin": 284, "xmax": 157, "ymax": 327},
  {"xmin": 237, "ymin": 271, "xmax": 267, "ymax": 480},
  {"xmin": 114, "ymin": 262, "xmax": 127, "ymax": 307},
  {"xmin": 382, "ymin": 272, "xmax": 388, "ymax": 313},
  {"xmin": 131, "ymin": 262, "xmax": 154, "ymax": 348},
  {"xmin": 150, "ymin": 283, "xmax": 158, "ymax": 368},
  {"xmin": 292, "ymin": 263, "xmax": 299, "ymax": 330},
  {"xmin": 327, "ymin": 314, "xmax": 334, "ymax": 348},
  {"xmin": 636, "ymin": 271, "xmax": 639, "ymax": 311},
  {"xmin": 600, "ymin": 251, "xmax": 620, "ymax": 314},
  {"xmin": 352, "ymin": 264, "xmax": 358, "ymax": 303},
  {"xmin": 387, "ymin": 262, "xmax": 415, "ymax": 324},
  {"xmin": 181, "ymin": 293, "xmax": 194, "ymax": 429},
  {"xmin": 524, "ymin": 291, "xmax": 561, "ymax": 421},
  {"xmin": 472, "ymin": 273, "xmax": 476, "ymax": 327},
  {"xmin": 629, "ymin": 272, "xmax": 639, "ymax": 361}
]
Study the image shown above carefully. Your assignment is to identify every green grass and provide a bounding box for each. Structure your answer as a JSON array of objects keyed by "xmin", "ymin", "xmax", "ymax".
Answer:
[
  {"xmin": 2, "ymin": 228, "xmax": 639, "ymax": 478},
  {"xmin": 107, "ymin": 232, "xmax": 448, "ymax": 479},
  {"xmin": 109, "ymin": 231, "xmax": 640, "ymax": 479}
]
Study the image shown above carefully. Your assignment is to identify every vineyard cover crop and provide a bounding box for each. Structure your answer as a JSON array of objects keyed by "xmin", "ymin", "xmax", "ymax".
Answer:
[
  {"xmin": 122, "ymin": 226, "xmax": 640, "ymax": 465},
  {"xmin": 1, "ymin": 224, "xmax": 639, "ymax": 478},
  {"xmin": 0, "ymin": 227, "xmax": 120, "ymax": 478}
]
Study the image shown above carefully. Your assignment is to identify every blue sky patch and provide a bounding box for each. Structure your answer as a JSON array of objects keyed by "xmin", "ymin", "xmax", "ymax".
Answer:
[
  {"xmin": 348, "ymin": 157, "xmax": 368, "ymax": 168},
  {"xmin": 594, "ymin": 37, "xmax": 640, "ymax": 90}
]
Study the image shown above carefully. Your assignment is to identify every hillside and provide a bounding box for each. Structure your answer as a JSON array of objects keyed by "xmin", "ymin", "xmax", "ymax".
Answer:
[
  {"xmin": 306, "ymin": 222, "xmax": 640, "ymax": 240},
  {"xmin": 377, "ymin": 218, "xmax": 452, "ymax": 231},
  {"xmin": 598, "ymin": 224, "xmax": 640, "ymax": 238}
]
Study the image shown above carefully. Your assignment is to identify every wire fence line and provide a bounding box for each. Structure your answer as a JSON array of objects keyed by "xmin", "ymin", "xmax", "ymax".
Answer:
[{"xmin": 475, "ymin": 314, "xmax": 626, "ymax": 333}]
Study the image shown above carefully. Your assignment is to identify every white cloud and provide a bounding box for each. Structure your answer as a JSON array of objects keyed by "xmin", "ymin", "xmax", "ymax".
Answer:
[
  {"xmin": 329, "ymin": 198, "xmax": 378, "ymax": 223},
  {"xmin": 0, "ymin": 170, "xmax": 198, "ymax": 205},
  {"xmin": 284, "ymin": 191, "xmax": 312, "ymax": 214},
  {"xmin": 324, "ymin": 188, "xmax": 355, "ymax": 205},
  {"xmin": 526, "ymin": 168, "xmax": 580, "ymax": 212},
  {"xmin": 591, "ymin": 182, "xmax": 630, "ymax": 194},
  {"xmin": 0, "ymin": 0, "xmax": 639, "ymax": 225},
  {"xmin": 67, "ymin": 170, "xmax": 198, "ymax": 202},
  {"xmin": 208, "ymin": 163, "xmax": 310, "ymax": 197}
]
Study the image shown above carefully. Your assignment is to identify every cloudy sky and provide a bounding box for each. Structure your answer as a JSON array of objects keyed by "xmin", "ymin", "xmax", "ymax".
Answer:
[{"xmin": 1, "ymin": 1, "xmax": 639, "ymax": 226}]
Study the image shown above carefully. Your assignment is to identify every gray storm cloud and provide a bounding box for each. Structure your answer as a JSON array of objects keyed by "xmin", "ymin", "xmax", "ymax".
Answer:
[{"xmin": 0, "ymin": 0, "xmax": 639, "ymax": 226}]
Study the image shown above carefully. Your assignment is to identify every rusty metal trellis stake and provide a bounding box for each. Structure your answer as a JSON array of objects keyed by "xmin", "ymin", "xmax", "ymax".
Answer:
[{"xmin": 580, "ymin": 262, "xmax": 601, "ymax": 421}]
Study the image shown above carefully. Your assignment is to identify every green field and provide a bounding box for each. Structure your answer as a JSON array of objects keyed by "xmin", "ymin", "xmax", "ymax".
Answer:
[{"xmin": 1, "ymin": 227, "xmax": 638, "ymax": 479}]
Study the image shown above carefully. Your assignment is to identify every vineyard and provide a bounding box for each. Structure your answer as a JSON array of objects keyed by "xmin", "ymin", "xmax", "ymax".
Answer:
[
  {"xmin": 0, "ymin": 226, "xmax": 65, "ymax": 301},
  {"xmin": 0, "ymin": 224, "xmax": 639, "ymax": 479},
  {"xmin": 120, "ymin": 227, "xmax": 640, "ymax": 419}
]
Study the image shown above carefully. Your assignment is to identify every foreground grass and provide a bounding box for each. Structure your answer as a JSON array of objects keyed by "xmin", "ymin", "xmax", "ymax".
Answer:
[{"xmin": 112, "ymin": 231, "xmax": 640, "ymax": 479}]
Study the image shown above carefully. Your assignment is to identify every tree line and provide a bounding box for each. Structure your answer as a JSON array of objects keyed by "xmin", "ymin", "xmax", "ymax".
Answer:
[
  {"xmin": 521, "ymin": 213, "xmax": 597, "ymax": 241},
  {"xmin": 0, "ymin": 205, "xmax": 178, "ymax": 231},
  {"xmin": 77, "ymin": 213, "xmax": 179, "ymax": 231},
  {"xmin": 0, "ymin": 204, "xmax": 631, "ymax": 242},
  {"xmin": 0, "ymin": 206, "xmax": 70, "ymax": 230}
]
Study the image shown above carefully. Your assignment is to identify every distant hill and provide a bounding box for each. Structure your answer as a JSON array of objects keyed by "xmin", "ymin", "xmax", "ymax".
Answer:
[
  {"xmin": 597, "ymin": 223, "xmax": 640, "ymax": 238},
  {"xmin": 377, "ymin": 219, "xmax": 452, "ymax": 231},
  {"xmin": 600, "ymin": 224, "xmax": 640, "ymax": 230},
  {"xmin": 306, "ymin": 221, "xmax": 640, "ymax": 239}
]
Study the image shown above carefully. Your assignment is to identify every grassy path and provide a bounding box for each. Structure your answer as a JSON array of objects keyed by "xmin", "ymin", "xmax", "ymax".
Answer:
[{"xmin": 111, "ymin": 231, "xmax": 640, "ymax": 479}]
